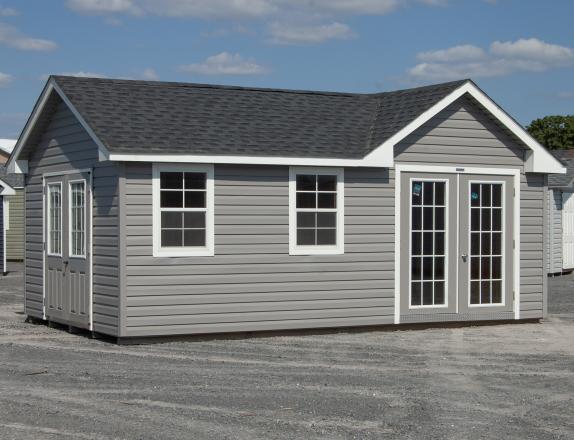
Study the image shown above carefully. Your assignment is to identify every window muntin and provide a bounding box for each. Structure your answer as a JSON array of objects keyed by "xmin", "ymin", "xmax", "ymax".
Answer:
[
  {"xmin": 47, "ymin": 183, "xmax": 62, "ymax": 256},
  {"xmin": 69, "ymin": 181, "xmax": 86, "ymax": 257},
  {"xmin": 289, "ymin": 168, "xmax": 344, "ymax": 255},
  {"xmin": 410, "ymin": 180, "xmax": 447, "ymax": 307},
  {"xmin": 153, "ymin": 165, "xmax": 214, "ymax": 257},
  {"xmin": 469, "ymin": 182, "xmax": 504, "ymax": 305}
]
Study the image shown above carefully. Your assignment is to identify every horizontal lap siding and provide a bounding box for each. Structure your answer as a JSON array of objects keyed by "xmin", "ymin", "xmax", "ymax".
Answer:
[
  {"xmin": 546, "ymin": 189, "xmax": 562, "ymax": 274},
  {"xmin": 395, "ymin": 95, "xmax": 544, "ymax": 319},
  {"xmin": 123, "ymin": 164, "xmax": 395, "ymax": 337},
  {"xmin": 6, "ymin": 189, "xmax": 24, "ymax": 260},
  {"xmin": 25, "ymin": 100, "xmax": 120, "ymax": 334}
]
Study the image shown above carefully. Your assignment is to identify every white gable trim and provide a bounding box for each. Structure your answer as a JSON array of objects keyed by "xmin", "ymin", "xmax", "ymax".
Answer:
[
  {"xmin": 0, "ymin": 178, "xmax": 16, "ymax": 196},
  {"xmin": 6, "ymin": 78, "xmax": 111, "ymax": 174},
  {"xmin": 365, "ymin": 81, "xmax": 566, "ymax": 174}
]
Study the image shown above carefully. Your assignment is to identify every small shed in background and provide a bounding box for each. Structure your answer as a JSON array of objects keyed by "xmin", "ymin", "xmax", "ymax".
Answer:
[
  {"xmin": 0, "ymin": 177, "xmax": 16, "ymax": 274},
  {"xmin": 0, "ymin": 165, "xmax": 25, "ymax": 261},
  {"xmin": 547, "ymin": 150, "xmax": 574, "ymax": 275},
  {"xmin": 0, "ymin": 139, "xmax": 15, "ymax": 164}
]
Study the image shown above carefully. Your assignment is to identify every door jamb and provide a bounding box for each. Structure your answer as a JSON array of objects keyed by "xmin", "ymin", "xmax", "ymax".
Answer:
[
  {"xmin": 394, "ymin": 164, "xmax": 521, "ymax": 324},
  {"xmin": 42, "ymin": 168, "xmax": 93, "ymax": 329}
]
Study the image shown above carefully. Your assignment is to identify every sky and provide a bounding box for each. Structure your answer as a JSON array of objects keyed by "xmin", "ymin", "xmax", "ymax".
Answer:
[{"xmin": 0, "ymin": 0, "xmax": 573, "ymax": 139}]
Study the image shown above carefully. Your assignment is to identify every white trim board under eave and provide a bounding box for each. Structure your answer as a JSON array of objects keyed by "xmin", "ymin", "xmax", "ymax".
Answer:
[{"xmin": 365, "ymin": 81, "xmax": 566, "ymax": 175}]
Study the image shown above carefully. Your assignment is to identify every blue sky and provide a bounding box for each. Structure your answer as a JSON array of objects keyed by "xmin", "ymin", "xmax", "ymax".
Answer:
[{"xmin": 0, "ymin": 0, "xmax": 573, "ymax": 139}]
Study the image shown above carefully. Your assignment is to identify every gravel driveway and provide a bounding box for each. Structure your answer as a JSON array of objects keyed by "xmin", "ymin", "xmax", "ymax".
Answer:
[{"xmin": 1, "ymin": 264, "xmax": 573, "ymax": 439}]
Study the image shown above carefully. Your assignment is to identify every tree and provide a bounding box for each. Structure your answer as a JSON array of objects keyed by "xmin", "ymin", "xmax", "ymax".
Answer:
[{"xmin": 526, "ymin": 115, "xmax": 574, "ymax": 150}]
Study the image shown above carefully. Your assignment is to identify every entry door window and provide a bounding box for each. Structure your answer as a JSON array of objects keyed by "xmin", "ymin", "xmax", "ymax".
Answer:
[
  {"xmin": 70, "ymin": 181, "xmax": 86, "ymax": 257},
  {"xmin": 47, "ymin": 183, "xmax": 62, "ymax": 256},
  {"xmin": 470, "ymin": 183, "xmax": 504, "ymax": 305},
  {"xmin": 410, "ymin": 180, "xmax": 447, "ymax": 307}
]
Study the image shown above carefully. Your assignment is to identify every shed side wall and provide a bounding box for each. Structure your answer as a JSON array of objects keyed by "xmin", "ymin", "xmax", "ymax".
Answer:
[
  {"xmin": 123, "ymin": 164, "xmax": 395, "ymax": 337},
  {"xmin": 24, "ymin": 99, "xmax": 120, "ymax": 335},
  {"xmin": 546, "ymin": 189, "xmax": 563, "ymax": 274},
  {"xmin": 6, "ymin": 189, "xmax": 24, "ymax": 260}
]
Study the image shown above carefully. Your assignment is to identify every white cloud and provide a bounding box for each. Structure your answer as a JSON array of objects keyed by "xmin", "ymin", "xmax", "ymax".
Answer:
[
  {"xmin": 407, "ymin": 38, "xmax": 574, "ymax": 82},
  {"xmin": 0, "ymin": 6, "xmax": 18, "ymax": 16},
  {"xmin": 66, "ymin": 0, "xmax": 141, "ymax": 15},
  {"xmin": 557, "ymin": 91, "xmax": 574, "ymax": 100},
  {"xmin": 268, "ymin": 22, "xmax": 355, "ymax": 45},
  {"xmin": 179, "ymin": 52, "xmax": 269, "ymax": 75},
  {"xmin": 0, "ymin": 23, "xmax": 57, "ymax": 51},
  {"xmin": 140, "ymin": 67, "xmax": 159, "ymax": 80},
  {"xmin": 0, "ymin": 72, "xmax": 12, "ymax": 87}
]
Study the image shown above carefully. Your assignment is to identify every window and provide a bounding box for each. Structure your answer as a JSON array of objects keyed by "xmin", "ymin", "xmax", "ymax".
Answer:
[
  {"xmin": 410, "ymin": 180, "xmax": 447, "ymax": 307},
  {"xmin": 69, "ymin": 181, "xmax": 86, "ymax": 257},
  {"xmin": 152, "ymin": 164, "xmax": 214, "ymax": 257},
  {"xmin": 47, "ymin": 183, "xmax": 62, "ymax": 256},
  {"xmin": 469, "ymin": 182, "xmax": 504, "ymax": 305},
  {"xmin": 289, "ymin": 167, "xmax": 344, "ymax": 255}
]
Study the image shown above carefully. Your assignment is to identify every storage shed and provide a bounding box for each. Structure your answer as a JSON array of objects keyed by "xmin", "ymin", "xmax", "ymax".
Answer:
[
  {"xmin": 0, "ymin": 165, "xmax": 25, "ymax": 261},
  {"xmin": 546, "ymin": 150, "xmax": 574, "ymax": 274},
  {"xmin": 0, "ymin": 177, "xmax": 16, "ymax": 274},
  {"xmin": 7, "ymin": 76, "xmax": 565, "ymax": 340}
]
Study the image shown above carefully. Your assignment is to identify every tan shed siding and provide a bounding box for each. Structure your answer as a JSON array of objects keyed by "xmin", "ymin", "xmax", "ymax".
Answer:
[
  {"xmin": 6, "ymin": 189, "xmax": 24, "ymax": 260},
  {"xmin": 123, "ymin": 163, "xmax": 395, "ymax": 337},
  {"xmin": 24, "ymin": 100, "xmax": 120, "ymax": 334},
  {"xmin": 395, "ymin": 94, "xmax": 543, "ymax": 320}
]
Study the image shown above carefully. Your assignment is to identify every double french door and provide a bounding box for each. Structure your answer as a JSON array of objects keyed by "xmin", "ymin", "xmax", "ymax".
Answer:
[
  {"xmin": 400, "ymin": 172, "xmax": 514, "ymax": 319},
  {"xmin": 44, "ymin": 171, "xmax": 91, "ymax": 328}
]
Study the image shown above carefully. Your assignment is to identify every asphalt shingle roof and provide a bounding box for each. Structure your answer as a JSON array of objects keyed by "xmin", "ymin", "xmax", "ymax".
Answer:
[
  {"xmin": 549, "ymin": 149, "xmax": 574, "ymax": 187},
  {"xmin": 52, "ymin": 76, "xmax": 468, "ymax": 159},
  {"xmin": 0, "ymin": 165, "xmax": 24, "ymax": 188}
]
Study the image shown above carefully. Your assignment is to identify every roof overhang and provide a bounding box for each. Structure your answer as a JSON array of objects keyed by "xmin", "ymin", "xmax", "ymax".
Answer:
[
  {"xmin": 7, "ymin": 78, "xmax": 566, "ymax": 174},
  {"xmin": 364, "ymin": 81, "xmax": 566, "ymax": 174},
  {"xmin": 0, "ymin": 178, "xmax": 16, "ymax": 196}
]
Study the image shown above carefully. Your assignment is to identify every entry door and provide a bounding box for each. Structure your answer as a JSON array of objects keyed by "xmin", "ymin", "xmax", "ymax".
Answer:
[
  {"xmin": 400, "ymin": 172, "xmax": 514, "ymax": 318},
  {"xmin": 45, "ymin": 171, "xmax": 91, "ymax": 328}
]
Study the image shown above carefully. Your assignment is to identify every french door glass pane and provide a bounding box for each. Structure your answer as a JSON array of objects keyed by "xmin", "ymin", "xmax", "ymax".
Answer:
[
  {"xmin": 70, "ymin": 182, "xmax": 86, "ymax": 256},
  {"xmin": 469, "ymin": 182, "xmax": 504, "ymax": 305},
  {"xmin": 48, "ymin": 184, "xmax": 62, "ymax": 255},
  {"xmin": 410, "ymin": 180, "xmax": 447, "ymax": 307}
]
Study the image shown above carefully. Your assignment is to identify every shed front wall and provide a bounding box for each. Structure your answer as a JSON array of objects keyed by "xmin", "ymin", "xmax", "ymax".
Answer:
[
  {"xmin": 24, "ymin": 99, "xmax": 121, "ymax": 335},
  {"xmin": 6, "ymin": 189, "xmax": 24, "ymax": 261}
]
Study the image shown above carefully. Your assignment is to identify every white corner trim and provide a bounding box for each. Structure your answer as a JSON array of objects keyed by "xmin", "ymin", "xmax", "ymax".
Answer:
[
  {"xmin": 152, "ymin": 163, "xmax": 215, "ymax": 257},
  {"xmin": 366, "ymin": 81, "xmax": 566, "ymax": 175},
  {"xmin": 288, "ymin": 166, "xmax": 345, "ymax": 256}
]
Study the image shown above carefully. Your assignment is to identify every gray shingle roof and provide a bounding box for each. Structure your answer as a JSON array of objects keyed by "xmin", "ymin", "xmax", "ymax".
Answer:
[
  {"xmin": 0, "ymin": 165, "xmax": 24, "ymax": 188},
  {"xmin": 52, "ymin": 76, "xmax": 468, "ymax": 159},
  {"xmin": 549, "ymin": 149, "xmax": 574, "ymax": 187}
]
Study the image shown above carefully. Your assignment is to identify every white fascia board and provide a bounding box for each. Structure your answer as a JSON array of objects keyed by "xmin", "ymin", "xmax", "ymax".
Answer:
[
  {"xmin": 108, "ymin": 153, "xmax": 388, "ymax": 168},
  {"xmin": 6, "ymin": 78, "xmax": 111, "ymax": 174},
  {"xmin": 365, "ymin": 81, "xmax": 566, "ymax": 175},
  {"xmin": 0, "ymin": 178, "xmax": 16, "ymax": 196}
]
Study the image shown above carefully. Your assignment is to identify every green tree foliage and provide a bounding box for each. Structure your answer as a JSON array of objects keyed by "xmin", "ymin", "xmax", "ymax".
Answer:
[{"xmin": 526, "ymin": 115, "xmax": 574, "ymax": 150}]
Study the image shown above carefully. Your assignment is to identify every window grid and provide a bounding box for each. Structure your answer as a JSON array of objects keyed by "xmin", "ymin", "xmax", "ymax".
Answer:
[
  {"xmin": 295, "ymin": 174, "xmax": 338, "ymax": 247},
  {"xmin": 159, "ymin": 172, "xmax": 207, "ymax": 249},
  {"xmin": 70, "ymin": 181, "xmax": 86, "ymax": 257},
  {"xmin": 47, "ymin": 183, "xmax": 62, "ymax": 256},
  {"xmin": 410, "ymin": 180, "xmax": 447, "ymax": 307},
  {"xmin": 469, "ymin": 182, "xmax": 504, "ymax": 305}
]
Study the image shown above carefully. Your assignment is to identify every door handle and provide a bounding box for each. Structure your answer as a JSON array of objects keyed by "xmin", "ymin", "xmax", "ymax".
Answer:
[{"xmin": 461, "ymin": 253, "xmax": 468, "ymax": 262}]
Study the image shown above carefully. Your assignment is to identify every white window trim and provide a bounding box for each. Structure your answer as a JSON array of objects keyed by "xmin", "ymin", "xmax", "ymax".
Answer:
[
  {"xmin": 467, "ymin": 180, "xmax": 506, "ymax": 308},
  {"xmin": 68, "ymin": 179, "xmax": 87, "ymax": 259},
  {"xmin": 152, "ymin": 163, "xmax": 215, "ymax": 257},
  {"xmin": 47, "ymin": 182, "xmax": 63, "ymax": 257},
  {"xmin": 289, "ymin": 166, "xmax": 344, "ymax": 256},
  {"xmin": 408, "ymin": 177, "xmax": 450, "ymax": 310},
  {"xmin": 4, "ymin": 200, "xmax": 9, "ymax": 231}
]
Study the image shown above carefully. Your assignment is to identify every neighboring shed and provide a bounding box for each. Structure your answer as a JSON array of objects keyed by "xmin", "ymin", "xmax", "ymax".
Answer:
[
  {"xmin": 547, "ymin": 149, "xmax": 574, "ymax": 274},
  {"xmin": 7, "ymin": 76, "xmax": 565, "ymax": 341},
  {"xmin": 0, "ymin": 164, "xmax": 25, "ymax": 261},
  {"xmin": 0, "ymin": 139, "xmax": 15, "ymax": 164},
  {"xmin": 0, "ymin": 177, "xmax": 16, "ymax": 274}
]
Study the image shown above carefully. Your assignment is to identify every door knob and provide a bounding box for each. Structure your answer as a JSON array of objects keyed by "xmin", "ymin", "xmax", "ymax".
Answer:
[{"xmin": 461, "ymin": 253, "xmax": 468, "ymax": 262}]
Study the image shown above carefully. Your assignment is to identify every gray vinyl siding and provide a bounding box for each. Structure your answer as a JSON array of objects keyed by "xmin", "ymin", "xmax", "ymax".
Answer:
[
  {"xmin": 0, "ymin": 196, "xmax": 4, "ymax": 273},
  {"xmin": 6, "ymin": 189, "xmax": 24, "ymax": 260},
  {"xmin": 395, "ymin": 95, "xmax": 544, "ymax": 320},
  {"xmin": 24, "ymin": 99, "xmax": 120, "ymax": 335},
  {"xmin": 122, "ymin": 164, "xmax": 395, "ymax": 337},
  {"xmin": 546, "ymin": 189, "xmax": 563, "ymax": 274}
]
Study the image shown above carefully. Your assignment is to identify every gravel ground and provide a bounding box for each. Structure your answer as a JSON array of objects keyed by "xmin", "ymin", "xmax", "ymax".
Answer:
[{"xmin": 0, "ymin": 264, "xmax": 573, "ymax": 440}]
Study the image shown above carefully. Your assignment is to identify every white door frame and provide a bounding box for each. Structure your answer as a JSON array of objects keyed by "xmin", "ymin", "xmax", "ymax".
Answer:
[
  {"xmin": 42, "ymin": 168, "xmax": 93, "ymax": 330},
  {"xmin": 394, "ymin": 164, "xmax": 521, "ymax": 323}
]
